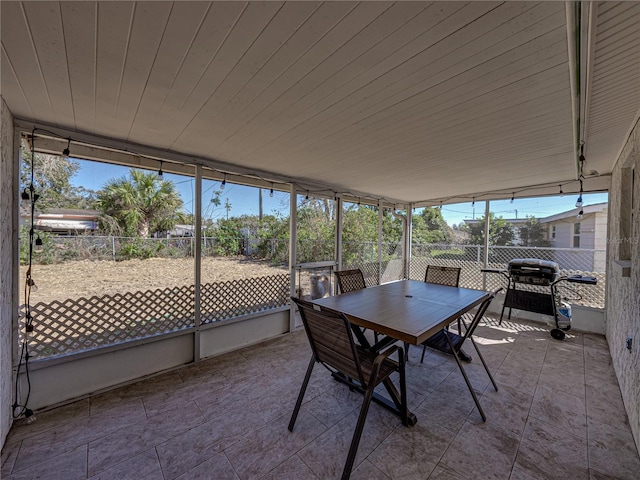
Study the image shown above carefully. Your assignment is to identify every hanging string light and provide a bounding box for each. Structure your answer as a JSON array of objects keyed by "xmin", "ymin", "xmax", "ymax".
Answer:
[
  {"xmin": 575, "ymin": 144, "xmax": 585, "ymax": 210},
  {"xmin": 34, "ymin": 234, "xmax": 43, "ymax": 252},
  {"xmin": 270, "ymin": 183, "xmax": 274, "ymax": 197},
  {"xmin": 221, "ymin": 173, "xmax": 226, "ymax": 190},
  {"xmin": 157, "ymin": 161, "xmax": 163, "ymax": 180},
  {"xmin": 510, "ymin": 193, "xmax": 515, "ymax": 203},
  {"xmin": 559, "ymin": 184, "xmax": 564, "ymax": 196},
  {"xmin": 62, "ymin": 138, "xmax": 71, "ymax": 159},
  {"xmin": 14, "ymin": 128, "xmax": 39, "ymax": 424}
]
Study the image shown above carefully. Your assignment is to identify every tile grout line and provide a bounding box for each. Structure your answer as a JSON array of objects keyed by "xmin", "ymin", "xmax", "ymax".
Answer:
[
  {"xmin": 583, "ymin": 336, "xmax": 592, "ymax": 478},
  {"xmin": 506, "ymin": 324, "xmax": 550, "ymax": 479}
]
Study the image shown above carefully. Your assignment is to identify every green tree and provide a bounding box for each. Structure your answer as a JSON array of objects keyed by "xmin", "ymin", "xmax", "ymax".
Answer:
[
  {"xmin": 96, "ymin": 169, "xmax": 185, "ymax": 237},
  {"xmin": 412, "ymin": 207, "xmax": 454, "ymax": 244},
  {"xmin": 464, "ymin": 213, "xmax": 515, "ymax": 246},
  {"xmin": 296, "ymin": 198, "xmax": 335, "ymax": 262},
  {"xmin": 256, "ymin": 213, "xmax": 290, "ymax": 263},
  {"xmin": 20, "ymin": 144, "xmax": 96, "ymax": 210},
  {"xmin": 518, "ymin": 216, "xmax": 550, "ymax": 247},
  {"xmin": 343, "ymin": 205, "xmax": 378, "ymax": 244},
  {"xmin": 212, "ymin": 217, "xmax": 243, "ymax": 255}
]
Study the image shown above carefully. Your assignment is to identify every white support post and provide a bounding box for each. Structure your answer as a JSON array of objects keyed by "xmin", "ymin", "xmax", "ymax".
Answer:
[
  {"xmin": 12, "ymin": 125, "xmax": 21, "ymax": 380},
  {"xmin": 289, "ymin": 185, "xmax": 298, "ymax": 331},
  {"xmin": 378, "ymin": 205, "xmax": 383, "ymax": 285},
  {"xmin": 335, "ymin": 196, "xmax": 343, "ymax": 294},
  {"xmin": 193, "ymin": 165, "xmax": 202, "ymax": 361},
  {"xmin": 483, "ymin": 200, "xmax": 490, "ymax": 290},
  {"xmin": 405, "ymin": 205, "xmax": 413, "ymax": 279}
]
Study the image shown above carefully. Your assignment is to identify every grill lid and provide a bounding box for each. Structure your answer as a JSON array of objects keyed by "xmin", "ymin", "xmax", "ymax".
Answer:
[
  {"xmin": 507, "ymin": 258, "xmax": 560, "ymax": 285},
  {"xmin": 507, "ymin": 258, "xmax": 559, "ymax": 274}
]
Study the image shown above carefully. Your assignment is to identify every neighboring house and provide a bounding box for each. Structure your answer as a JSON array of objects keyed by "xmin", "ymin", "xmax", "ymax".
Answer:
[
  {"xmin": 463, "ymin": 202, "xmax": 608, "ymax": 271},
  {"xmin": 20, "ymin": 208, "xmax": 99, "ymax": 235},
  {"xmin": 168, "ymin": 224, "xmax": 195, "ymax": 237},
  {"xmin": 544, "ymin": 202, "xmax": 608, "ymax": 272},
  {"xmin": 544, "ymin": 202, "xmax": 608, "ymax": 251}
]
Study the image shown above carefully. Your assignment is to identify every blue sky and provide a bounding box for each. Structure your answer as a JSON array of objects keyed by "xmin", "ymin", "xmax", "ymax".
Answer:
[
  {"xmin": 71, "ymin": 159, "xmax": 289, "ymax": 221},
  {"xmin": 71, "ymin": 158, "xmax": 608, "ymax": 226}
]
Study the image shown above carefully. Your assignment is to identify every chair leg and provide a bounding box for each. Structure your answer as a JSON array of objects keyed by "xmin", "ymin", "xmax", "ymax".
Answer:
[
  {"xmin": 398, "ymin": 349, "xmax": 408, "ymax": 426},
  {"xmin": 288, "ymin": 355, "xmax": 315, "ymax": 432},
  {"xmin": 341, "ymin": 380, "xmax": 377, "ymax": 480},
  {"xmin": 403, "ymin": 342, "xmax": 410, "ymax": 362},
  {"xmin": 420, "ymin": 344, "xmax": 427, "ymax": 363},
  {"xmin": 469, "ymin": 337, "xmax": 498, "ymax": 392},
  {"xmin": 444, "ymin": 333, "xmax": 487, "ymax": 422}
]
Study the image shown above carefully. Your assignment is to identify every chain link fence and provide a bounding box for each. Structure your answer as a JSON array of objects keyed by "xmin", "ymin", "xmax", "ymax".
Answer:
[
  {"xmin": 28, "ymin": 234, "xmax": 291, "ymax": 265},
  {"xmin": 409, "ymin": 243, "xmax": 606, "ymax": 309}
]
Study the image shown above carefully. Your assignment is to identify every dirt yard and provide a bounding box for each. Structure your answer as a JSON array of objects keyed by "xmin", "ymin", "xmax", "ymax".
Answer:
[{"xmin": 20, "ymin": 257, "xmax": 288, "ymax": 305}]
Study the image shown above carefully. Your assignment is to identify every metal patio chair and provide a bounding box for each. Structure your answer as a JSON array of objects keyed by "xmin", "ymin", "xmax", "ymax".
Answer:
[
  {"xmin": 335, "ymin": 268, "xmax": 378, "ymax": 343},
  {"xmin": 424, "ymin": 265, "xmax": 461, "ymax": 287},
  {"xmin": 335, "ymin": 268, "xmax": 367, "ymax": 293},
  {"xmin": 289, "ymin": 297, "xmax": 407, "ymax": 480},
  {"xmin": 425, "ymin": 265, "xmax": 463, "ymax": 335},
  {"xmin": 420, "ymin": 288, "xmax": 502, "ymax": 421},
  {"xmin": 405, "ymin": 265, "xmax": 463, "ymax": 360}
]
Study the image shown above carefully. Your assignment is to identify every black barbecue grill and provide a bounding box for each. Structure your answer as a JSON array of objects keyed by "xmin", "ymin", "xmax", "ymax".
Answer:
[
  {"xmin": 483, "ymin": 258, "xmax": 597, "ymax": 340},
  {"xmin": 507, "ymin": 258, "xmax": 560, "ymax": 285}
]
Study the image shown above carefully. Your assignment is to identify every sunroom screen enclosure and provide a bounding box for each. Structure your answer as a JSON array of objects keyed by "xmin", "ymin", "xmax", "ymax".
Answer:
[{"xmin": 1, "ymin": 0, "xmax": 639, "ymax": 461}]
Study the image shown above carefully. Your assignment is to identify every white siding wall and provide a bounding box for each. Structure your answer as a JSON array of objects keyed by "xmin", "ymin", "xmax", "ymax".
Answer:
[
  {"xmin": 549, "ymin": 220, "xmax": 574, "ymax": 248},
  {"xmin": 594, "ymin": 211, "xmax": 608, "ymax": 250},
  {"xmin": 579, "ymin": 215, "xmax": 597, "ymax": 249},
  {"xmin": 594, "ymin": 212, "xmax": 608, "ymax": 271}
]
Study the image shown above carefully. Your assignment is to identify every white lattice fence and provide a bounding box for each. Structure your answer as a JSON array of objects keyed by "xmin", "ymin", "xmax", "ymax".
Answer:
[
  {"xmin": 19, "ymin": 274, "xmax": 290, "ymax": 359},
  {"xmin": 200, "ymin": 274, "xmax": 290, "ymax": 323}
]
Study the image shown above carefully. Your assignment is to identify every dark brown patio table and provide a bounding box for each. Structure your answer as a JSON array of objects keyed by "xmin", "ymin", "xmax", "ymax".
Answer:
[{"xmin": 312, "ymin": 280, "xmax": 490, "ymax": 425}]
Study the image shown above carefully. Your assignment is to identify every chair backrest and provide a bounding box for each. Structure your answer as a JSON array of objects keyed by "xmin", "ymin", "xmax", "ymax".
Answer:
[
  {"xmin": 291, "ymin": 297, "xmax": 365, "ymax": 386},
  {"xmin": 460, "ymin": 288, "xmax": 503, "ymax": 342},
  {"xmin": 425, "ymin": 265, "xmax": 461, "ymax": 287},
  {"xmin": 335, "ymin": 268, "xmax": 367, "ymax": 294}
]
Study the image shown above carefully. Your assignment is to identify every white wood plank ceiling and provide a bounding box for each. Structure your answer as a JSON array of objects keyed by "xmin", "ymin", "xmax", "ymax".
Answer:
[{"xmin": 2, "ymin": 2, "xmax": 638, "ymax": 206}]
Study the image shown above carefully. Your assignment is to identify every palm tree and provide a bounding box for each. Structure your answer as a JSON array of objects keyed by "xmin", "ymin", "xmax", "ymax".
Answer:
[{"xmin": 96, "ymin": 169, "xmax": 185, "ymax": 237}]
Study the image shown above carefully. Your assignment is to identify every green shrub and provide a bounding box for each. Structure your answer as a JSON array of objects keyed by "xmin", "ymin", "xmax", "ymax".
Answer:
[{"xmin": 118, "ymin": 239, "xmax": 155, "ymax": 260}]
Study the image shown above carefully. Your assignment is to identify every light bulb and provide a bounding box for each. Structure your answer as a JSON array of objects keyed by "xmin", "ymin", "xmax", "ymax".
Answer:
[
  {"xmin": 577, "ymin": 209, "xmax": 583, "ymax": 220},
  {"xmin": 269, "ymin": 188, "xmax": 274, "ymax": 197},
  {"xmin": 575, "ymin": 194, "xmax": 583, "ymax": 208},
  {"xmin": 25, "ymin": 409, "xmax": 36, "ymax": 424},
  {"xmin": 34, "ymin": 235, "xmax": 43, "ymax": 252},
  {"xmin": 62, "ymin": 138, "xmax": 71, "ymax": 159},
  {"xmin": 26, "ymin": 277, "xmax": 38, "ymax": 293},
  {"xmin": 221, "ymin": 174, "xmax": 226, "ymax": 190},
  {"xmin": 21, "ymin": 188, "xmax": 31, "ymax": 207}
]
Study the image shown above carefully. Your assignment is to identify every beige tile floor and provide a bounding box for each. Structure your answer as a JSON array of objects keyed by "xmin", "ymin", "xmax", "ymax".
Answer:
[{"xmin": 2, "ymin": 315, "xmax": 640, "ymax": 479}]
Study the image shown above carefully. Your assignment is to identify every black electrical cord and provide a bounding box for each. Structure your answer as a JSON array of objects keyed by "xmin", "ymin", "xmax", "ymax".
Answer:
[{"xmin": 13, "ymin": 128, "xmax": 37, "ymax": 421}]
